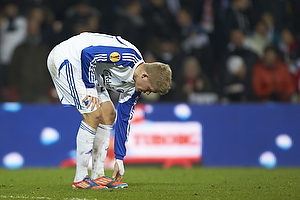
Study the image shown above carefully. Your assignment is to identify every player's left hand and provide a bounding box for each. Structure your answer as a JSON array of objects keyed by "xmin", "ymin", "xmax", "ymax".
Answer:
[{"xmin": 112, "ymin": 159, "xmax": 124, "ymax": 182}]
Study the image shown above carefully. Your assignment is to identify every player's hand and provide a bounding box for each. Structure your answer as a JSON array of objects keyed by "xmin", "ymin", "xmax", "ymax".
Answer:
[
  {"xmin": 82, "ymin": 95, "xmax": 99, "ymax": 111},
  {"xmin": 112, "ymin": 159, "xmax": 124, "ymax": 182}
]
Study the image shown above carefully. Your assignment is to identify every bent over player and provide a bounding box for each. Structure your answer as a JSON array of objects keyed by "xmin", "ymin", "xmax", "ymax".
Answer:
[{"xmin": 47, "ymin": 32, "xmax": 172, "ymax": 189}]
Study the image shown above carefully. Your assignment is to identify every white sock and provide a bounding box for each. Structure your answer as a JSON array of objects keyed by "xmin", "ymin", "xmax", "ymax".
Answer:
[
  {"xmin": 74, "ymin": 121, "xmax": 96, "ymax": 182},
  {"xmin": 90, "ymin": 124, "xmax": 112, "ymax": 179}
]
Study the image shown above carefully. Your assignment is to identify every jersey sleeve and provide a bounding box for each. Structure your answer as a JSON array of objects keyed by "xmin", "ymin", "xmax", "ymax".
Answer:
[
  {"xmin": 114, "ymin": 91, "xmax": 140, "ymax": 160},
  {"xmin": 80, "ymin": 43, "xmax": 143, "ymax": 88}
]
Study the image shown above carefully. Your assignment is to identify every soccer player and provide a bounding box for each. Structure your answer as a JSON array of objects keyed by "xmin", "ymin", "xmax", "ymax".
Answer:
[{"xmin": 47, "ymin": 32, "xmax": 172, "ymax": 189}]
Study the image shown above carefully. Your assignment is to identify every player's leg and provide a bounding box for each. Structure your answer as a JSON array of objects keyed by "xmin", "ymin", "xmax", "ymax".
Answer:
[
  {"xmin": 73, "ymin": 108, "xmax": 108, "ymax": 189},
  {"xmin": 47, "ymin": 51, "xmax": 106, "ymax": 189},
  {"xmin": 91, "ymin": 101, "xmax": 115, "ymax": 179},
  {"xmin": 74, "ymin": 108, "xmax": 102, "ymax": 182},
  {"xmin": 90, "ymin": 88, "xmax": 115, "ymax": 179},
  {"xmin": 75, "ymin": 104, "xmax": 109, "ymax": 182},
  {"xmin": 90, "ymin": 92, "xmax": 128, "ymax": 188},
  {"xmin": 73, "ymin": 113, "xmax": 107, "ymax": 189},
  {"xmin": 74, "ymin": 95, "xmax": 110, "ymax": 183}
]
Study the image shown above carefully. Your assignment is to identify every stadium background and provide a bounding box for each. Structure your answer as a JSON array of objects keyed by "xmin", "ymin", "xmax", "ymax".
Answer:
[{"xmin": 0, "ymin": 0, "xmax": 300, "ymax": 170}]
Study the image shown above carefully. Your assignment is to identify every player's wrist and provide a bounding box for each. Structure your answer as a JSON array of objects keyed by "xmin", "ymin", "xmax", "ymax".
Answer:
[
  {"xmin": 115, "ymin": 159, "xmax": 124, "ymax": 175},
  {"xmin": 115, "ymin": 155, "xmax": 124, "ymax": 160}
]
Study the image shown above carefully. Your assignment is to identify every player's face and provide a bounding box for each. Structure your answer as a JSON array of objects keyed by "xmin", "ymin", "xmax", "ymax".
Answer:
[{"xmin": 135, "ymin": 75, "xmax": 157, "ymax": 95}]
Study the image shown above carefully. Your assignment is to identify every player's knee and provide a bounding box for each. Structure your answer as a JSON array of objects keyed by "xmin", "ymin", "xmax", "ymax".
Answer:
[
  {"xmin": 82, "ymin": 108, "xmax": 103, "ymax": 128},
  {"xmin": 105, "ymin": 109, "xmax": 116, "ymax": 125},
  {"xmin": 100, "ymin": 101, "xmax": 116, "ymax": 125},
  {"xmin": 94, "ymin": 112, "xmax": 104, "ymax": 122}
]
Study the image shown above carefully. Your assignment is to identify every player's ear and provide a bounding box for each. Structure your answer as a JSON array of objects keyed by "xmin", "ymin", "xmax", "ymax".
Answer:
[{"xmin": 141, "ymin": 73, "xmax": 149, "ymax": 79}]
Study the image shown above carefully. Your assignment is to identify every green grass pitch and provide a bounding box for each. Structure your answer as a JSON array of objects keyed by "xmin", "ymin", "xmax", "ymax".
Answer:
[{"xmin": 0, "ymin": 166, "xmax": 299, "ymax": 200}]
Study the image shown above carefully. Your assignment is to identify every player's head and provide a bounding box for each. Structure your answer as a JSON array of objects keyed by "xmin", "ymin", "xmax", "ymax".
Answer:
[{"xmin": 134, "ymin": 62, "xmax": 172, "ymax": 95}]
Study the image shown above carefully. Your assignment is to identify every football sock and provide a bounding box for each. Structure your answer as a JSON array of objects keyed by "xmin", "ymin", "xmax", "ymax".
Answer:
[
  {"xmin": 74, "ymin": 121, "xmax": 96, "ymax": 182},
  {"xmin": 91, "ymin": 124, "xmax": 112, "ymax": 179}
]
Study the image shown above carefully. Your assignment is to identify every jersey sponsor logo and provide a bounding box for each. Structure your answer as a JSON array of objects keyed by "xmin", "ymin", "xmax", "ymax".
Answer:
[{"xmin": 109, "ymin": 52, "xmax": 120, "ymax": 62}]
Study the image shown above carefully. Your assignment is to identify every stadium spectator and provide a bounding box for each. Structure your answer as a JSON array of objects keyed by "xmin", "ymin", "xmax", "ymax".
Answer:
[
  {"xmin": 244, "ymin": 21, "xmax": 271, "ymax": 57},
  {"xmin": 25, "ymin": 6, "xmax": 63, "ymax": 50},
  {"xmin": 209, "ymin": 0, "xmax": 251, "ymax": 59},
  {"xmin": 220, "ymin": 55, "xmax": 249, "ymax": 102},
  {"xmin": 252, "ymin": 0, "xmax": 293, "ymax": 32},
  {"xmin": 142, "ymin": 0, "xmax": 180, "ymax": 42},
  {"xmin": 8, "ymin": 18, "xmax": 52, "ymax": 103},
  {"xmin": 260, "ymin": 12, "xmax": 281, "ymax": 46},
  {"xmin": 217, "ymin": 29, "xmax": 258, "ymax": 101},
  {"xmin": 177, "ymin": 7, "xmax": 209, "ymax": 54},
  {"xmin": 199, "ymin": 0, "xmax": 215, "ymax": 34},
  {"xmin": 289, "ymin": 59, "xmax": 300, "ymax": 100},
  {"xmin": 13, "ymin": 0, "xmax": 66, "ymax": 50},
  {"xmin": 220, "ymin": 0, "xmax": 252, "ymax": 50},
  {"xmin": 114, "ymin": 0, "xmax": 146, "ymax": 52},
  {"xmin": 252, "ymin": 46, "xmax": 295, "ymax": 102},
  {"xmin": 278, "ymin": 28, "xmax": 300, "ymax": 66},
  {"xmin": 175, "ymin": 56, "xmax": 213, "ymax": 102},
  {"xmin": 0, "ymin": 2, "xmax": 27, "ymax": 101},
  {"xmin": 176, "ymin": 7, "xmax": 214, "ymax": 80},
  {"xmin": 178, "ymin": 0, "xmax": 224, "ymax": 60},
  {"xmin": 178, "ymin": 0, "xmax": 220, "ymax": 34},
  {"xmin": 278, "ymin": 28, "xmax": 300, "ymax": 100},
  {"xmin": 1, "ymin": 0, "xmax": 300, "ymax": 104},
  {"xmin": 224, "ymin": 0, "xmax": 251, "ymax": 34},
  {"xmin": 62, "ymin": 0, "xmax": 101, "ymax": 37}
]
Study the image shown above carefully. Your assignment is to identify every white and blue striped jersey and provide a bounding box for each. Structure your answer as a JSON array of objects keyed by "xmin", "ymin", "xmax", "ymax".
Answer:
[{"xmin": 53, "ymin": 32, "xmax": 144, "ymax": 160}]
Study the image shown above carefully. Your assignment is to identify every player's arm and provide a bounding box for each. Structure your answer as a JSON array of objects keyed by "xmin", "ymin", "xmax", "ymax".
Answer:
[
  {"xmin": 80, "ymin": 47, "xmax": 101, "ymax": 109},
  {"xmin": 113, "ymin": 91, "xmax": 140, "ymax": 181}
]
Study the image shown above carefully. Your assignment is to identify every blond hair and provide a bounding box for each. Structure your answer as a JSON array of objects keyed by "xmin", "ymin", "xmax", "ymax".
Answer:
[{"xmin": 144, "ymin": 62, "xmax": 172, "ymax": 95}]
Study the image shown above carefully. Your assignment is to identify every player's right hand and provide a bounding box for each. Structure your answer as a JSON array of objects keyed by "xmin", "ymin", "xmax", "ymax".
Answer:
[
  {"xmin": 82, "ymin": 95, "xmax": 100, "ymax": 111},
  {"xmin": 112, "ymin": 159, "xmax": 124, "ymax": 182}
]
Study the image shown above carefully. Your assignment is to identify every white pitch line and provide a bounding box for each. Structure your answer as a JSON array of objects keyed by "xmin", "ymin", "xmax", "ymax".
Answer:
[
  {"xmin": 0, "ymin": 196, "xmax": 97, "ymax": 200},
  {"xmin": 65, "ymin": 199, "xmax": 97, "ymax": 200},
  {"xmin": 0, "ymin": 195, "xmax": 51, "ymax": 199}
]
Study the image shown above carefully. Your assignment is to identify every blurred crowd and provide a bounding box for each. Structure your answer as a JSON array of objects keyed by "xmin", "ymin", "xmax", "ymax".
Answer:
[{"xmin": 0, "ymin": 0, "xmax": 300, "ymax": 104}]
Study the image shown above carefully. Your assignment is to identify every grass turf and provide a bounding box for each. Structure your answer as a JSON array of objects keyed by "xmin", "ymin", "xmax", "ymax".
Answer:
[{"xmin": 0, "ymin": 166, "xmax": 299, "ymax": 200}]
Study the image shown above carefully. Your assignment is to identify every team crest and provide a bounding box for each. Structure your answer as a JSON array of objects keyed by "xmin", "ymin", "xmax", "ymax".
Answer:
[{"xmin": 109, "ymin": 52, "xmax": 120, "ymax": 62}]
